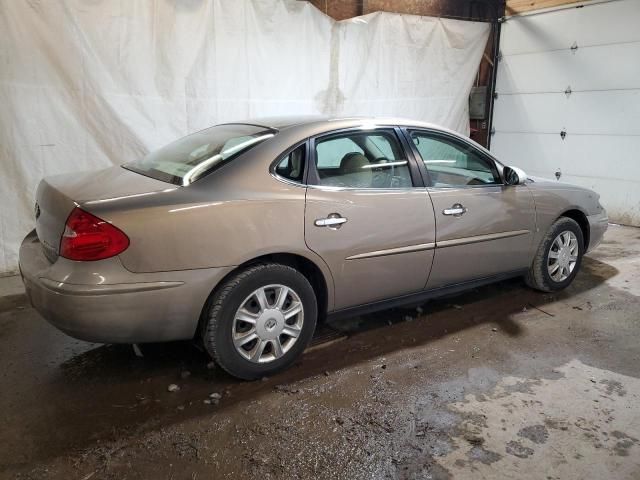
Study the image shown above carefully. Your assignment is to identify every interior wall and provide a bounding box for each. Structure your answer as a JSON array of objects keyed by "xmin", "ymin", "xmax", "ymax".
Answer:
[
  {"xmin": 305, "ymin": 0, "xmax": 503, "ymax": 21},
  {"xmin": 303, "ymin": 0, "xmax": 501, "ymax": 148},
  {"xmin": 0, "ymin": 0, "xmax": 489, "ymax": 274}
]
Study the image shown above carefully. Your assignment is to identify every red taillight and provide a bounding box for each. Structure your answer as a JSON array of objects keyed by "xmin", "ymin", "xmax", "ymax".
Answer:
[{"xmin": 59, "ymin": 208, "xmax": 129, "ymax": 261}]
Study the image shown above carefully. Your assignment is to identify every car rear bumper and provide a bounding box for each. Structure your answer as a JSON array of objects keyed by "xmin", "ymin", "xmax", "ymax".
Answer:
[
  {"xmin": 587, "ymin": 210, "xmax": 608, "ymax": 253},
  {"xmin": 19, "ymin": 230, "xmax": 234, "ymax": 343}
]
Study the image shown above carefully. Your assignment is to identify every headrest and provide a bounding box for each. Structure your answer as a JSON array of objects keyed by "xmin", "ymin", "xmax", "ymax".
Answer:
[{"xmin": 340, "ymin": 152, "xmax": 369, "ymax": 174}]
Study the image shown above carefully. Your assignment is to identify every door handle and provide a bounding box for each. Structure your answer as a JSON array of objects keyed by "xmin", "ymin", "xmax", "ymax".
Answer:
[
  {"xmin": 315, "ymin": 213, "xmax": 347, "ymax": 228},
  {"xmin": 442, "ymin": 203, "xmax": 467, "ymax": 217}
]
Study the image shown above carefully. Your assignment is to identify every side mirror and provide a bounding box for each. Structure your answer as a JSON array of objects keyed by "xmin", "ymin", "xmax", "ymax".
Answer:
[{"xmin": 503, "ymin": 166, "xmax": 527, "ymax": 186}]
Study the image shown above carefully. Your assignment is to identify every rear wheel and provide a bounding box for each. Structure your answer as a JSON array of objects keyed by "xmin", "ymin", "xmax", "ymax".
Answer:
[
  {"xmin": 202, "ymin": 263, "xmax": 317, "ymax": 380},
  {"xmin": 525, "ymin": 217, "xmax": 584, "ymax": 292}
]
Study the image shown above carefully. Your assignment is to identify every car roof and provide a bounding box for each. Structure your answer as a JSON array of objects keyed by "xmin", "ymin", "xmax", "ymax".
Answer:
[{"xmin": 223, "ymin": 115, "xmax": 450, "ymax": 133}]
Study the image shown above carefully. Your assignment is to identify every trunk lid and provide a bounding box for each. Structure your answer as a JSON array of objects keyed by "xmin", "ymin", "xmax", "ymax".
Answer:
[{"xmin": 35, "ymin": 166, "xmax": 174, "ymax": 262}]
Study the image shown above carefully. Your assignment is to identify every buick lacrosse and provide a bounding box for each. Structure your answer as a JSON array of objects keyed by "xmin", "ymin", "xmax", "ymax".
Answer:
[{"xmin": 20, "ymin": 116, "xmax": 608, "ymax": 379}]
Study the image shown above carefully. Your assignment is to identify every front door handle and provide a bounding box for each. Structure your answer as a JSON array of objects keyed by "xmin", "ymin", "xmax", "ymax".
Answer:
[
  {"xmin": 442, "ymin": 203, "xmax": 467, "ymax": 217},
  {"xmin": 315, "ymin": 213, "xmax": 348, "ymax": 229}
]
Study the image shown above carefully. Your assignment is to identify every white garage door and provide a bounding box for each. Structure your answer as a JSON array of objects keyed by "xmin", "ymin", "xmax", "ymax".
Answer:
[{"xmin": 491, "ymin": 0, "xmax": 640, "ymax": 226}]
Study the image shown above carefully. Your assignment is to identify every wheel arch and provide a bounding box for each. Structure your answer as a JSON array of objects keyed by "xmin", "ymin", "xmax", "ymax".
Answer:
[
  {"xmin": 195, "ymin": 252, "xmax": 332, "ymax": 340},
  {"xmin": 560, "ymin": 208, "xmax": 590, "ymax": 250}
]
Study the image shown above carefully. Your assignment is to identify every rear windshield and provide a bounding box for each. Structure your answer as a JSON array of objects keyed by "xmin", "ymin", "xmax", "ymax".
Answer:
[{"xmin": 124, "ymin": 124, "xmax": 275, "ymax": 186}]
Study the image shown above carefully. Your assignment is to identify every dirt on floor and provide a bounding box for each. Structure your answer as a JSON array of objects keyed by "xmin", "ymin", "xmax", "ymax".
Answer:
[{"xmin": 1, "ymin": 225, "xmax": 639, "ymax": 480}]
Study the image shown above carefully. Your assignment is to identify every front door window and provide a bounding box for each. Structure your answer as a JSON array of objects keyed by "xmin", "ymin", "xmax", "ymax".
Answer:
[{"xmin": 410, "ymin": 132, "xmax": 500, "ymax": 187}]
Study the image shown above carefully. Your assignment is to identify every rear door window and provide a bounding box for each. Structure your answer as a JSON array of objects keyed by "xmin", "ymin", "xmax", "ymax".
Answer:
[
  {"xmin": 316, "ymin": 138, "xmax": 363, "ymax": 168},
  {"xmin": 313, "ymin": 130, "xmax": 413, "ymax": 189}
]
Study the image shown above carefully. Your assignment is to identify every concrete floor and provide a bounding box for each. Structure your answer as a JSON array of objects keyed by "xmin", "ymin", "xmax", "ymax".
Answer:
[{"xmin": 1, "ymin": 225, "xmax": 639, "ymax": 480}]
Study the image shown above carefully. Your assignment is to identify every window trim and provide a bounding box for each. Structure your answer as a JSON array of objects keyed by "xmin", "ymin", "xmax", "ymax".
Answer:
[
  {"xmin": 269, "ymin": 139, "xmax": 310, "ymax": 188},
  {"xmin": 307, "ymin": 126, "xmax": 424, "ymax": 190},
  {"xmin": 401, "ymin": 128, "xmax": 505, "ymax": 189}
]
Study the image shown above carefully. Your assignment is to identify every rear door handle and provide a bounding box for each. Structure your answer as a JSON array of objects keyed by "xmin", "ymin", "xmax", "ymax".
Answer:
[
  {"xmin": 315, "ymin": 214, "xmax": 347, "ymax": 228},
  {"xmin": 442, "ymin": 204, "xmax": 467, "ymax": 217}
]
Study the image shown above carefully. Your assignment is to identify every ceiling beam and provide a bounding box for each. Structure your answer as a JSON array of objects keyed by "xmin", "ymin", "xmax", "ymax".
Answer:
[{"xmin": 506, "ymin": 0, "xmax": 586, "ymax": 14}]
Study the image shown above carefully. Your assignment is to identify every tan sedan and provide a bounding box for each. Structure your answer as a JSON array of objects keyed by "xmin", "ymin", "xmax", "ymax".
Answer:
[{"xmin": 19, "ymin": 116, "xmax": 608, "ymax": 379}]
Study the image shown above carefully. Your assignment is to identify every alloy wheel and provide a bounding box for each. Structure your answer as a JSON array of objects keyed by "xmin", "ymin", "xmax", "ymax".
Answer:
[
  {"xmin": 232, "ymin": 284, "xmax": 304, "ymax": 363},
  {"xmin": 547, "ymin": 230, "xmax": 579, "ymax": 282}
]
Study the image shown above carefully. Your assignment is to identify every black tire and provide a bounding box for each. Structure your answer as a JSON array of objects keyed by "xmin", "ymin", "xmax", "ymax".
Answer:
[
  {"xmin": 525, "ymin": 217, "xmax": 584, "ymax": 292},
  {"xmin": 202, "ymin": 263, "xmax": 317, "ymax": 380}
]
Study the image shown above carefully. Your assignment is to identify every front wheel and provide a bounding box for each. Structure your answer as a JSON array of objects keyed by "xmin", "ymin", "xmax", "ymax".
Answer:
[
  {"xmin": 202, "ymin": 263, "xmax": 317, "ymax": 380},
  {"xmin": 525, "ymin": 217, "xmax": 584, "ymax": 292}
]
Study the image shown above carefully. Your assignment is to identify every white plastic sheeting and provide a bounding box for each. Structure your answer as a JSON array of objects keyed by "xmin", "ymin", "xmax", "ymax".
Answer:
[{"xmin": 0, "ymin": 0, "xmax": 489, "ymax": 273}]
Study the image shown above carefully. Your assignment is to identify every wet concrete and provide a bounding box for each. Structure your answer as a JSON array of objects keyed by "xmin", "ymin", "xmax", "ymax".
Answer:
[{"xmin": 1, "ymin": 225, "xmax": 639, "ymax": 479}]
